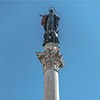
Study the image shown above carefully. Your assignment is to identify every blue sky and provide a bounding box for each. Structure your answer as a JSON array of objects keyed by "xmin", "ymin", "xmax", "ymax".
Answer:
[{"xmin": 0, "ymin": 1, "xmax": 100, "ymax": 100}]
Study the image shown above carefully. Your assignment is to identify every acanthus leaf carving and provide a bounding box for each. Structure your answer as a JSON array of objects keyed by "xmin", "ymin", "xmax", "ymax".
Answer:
[{"xmin": 36, "ymin": 47, "xmax": 64, "ymax": 68}]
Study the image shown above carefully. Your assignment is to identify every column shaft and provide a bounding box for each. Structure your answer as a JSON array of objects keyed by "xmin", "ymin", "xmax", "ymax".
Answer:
[{"xmin": 44, "ymin": 65, "xmax": 59, "ymax": 100}]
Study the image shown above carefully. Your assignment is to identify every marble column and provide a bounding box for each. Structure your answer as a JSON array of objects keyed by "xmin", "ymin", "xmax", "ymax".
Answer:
[{"xmin": 36, "ymin": 43, "xmax": 63, "ymax": 100}]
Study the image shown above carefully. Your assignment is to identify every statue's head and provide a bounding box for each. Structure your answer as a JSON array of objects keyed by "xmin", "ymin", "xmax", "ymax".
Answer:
[{"xmin": 49, "ymin": 7, "xmax": 55, "ymax": 14}]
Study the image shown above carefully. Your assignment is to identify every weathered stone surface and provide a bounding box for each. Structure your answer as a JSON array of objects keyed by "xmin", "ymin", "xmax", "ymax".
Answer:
[
  {"xmin": 36, "ymin": 42, "xmax": 64, "ymax": 100},
  {"xmin": 36, "ymin": 43, "xmax": 64, "ymax": 69},
  {"xmin": 44, "ymin": 66, "xmax": 59, "ymax": 100}
]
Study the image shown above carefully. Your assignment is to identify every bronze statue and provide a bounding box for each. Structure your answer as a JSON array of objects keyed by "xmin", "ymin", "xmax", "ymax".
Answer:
[{"xmin": 40, "ymin": 7, "xmax": 60, "ymax": 46}]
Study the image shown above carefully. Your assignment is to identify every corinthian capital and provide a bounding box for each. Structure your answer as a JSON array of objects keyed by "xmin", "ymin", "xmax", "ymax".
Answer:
[{"xmin": 36, "ymin": 43, "xmax": 64, "ymax": 68}]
